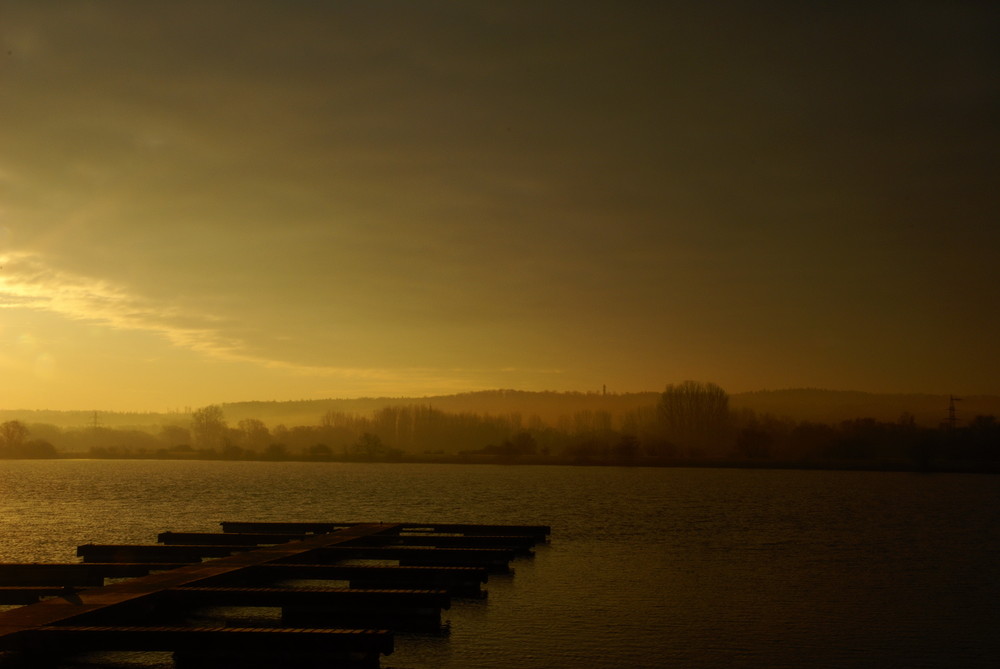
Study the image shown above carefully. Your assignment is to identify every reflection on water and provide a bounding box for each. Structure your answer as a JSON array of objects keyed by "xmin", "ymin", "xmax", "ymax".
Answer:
[{"xmin": 1, "ymin": 461, "xmax": 998, "ymax": 667}]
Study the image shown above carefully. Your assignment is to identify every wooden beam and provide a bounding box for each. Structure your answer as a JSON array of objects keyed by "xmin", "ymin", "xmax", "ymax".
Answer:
[
  {"xmin": 306, "ymin": 546, "xmax": 515, "ymax": 572},
  {"xmin": 164, "ymin": 586, "xmax": 449, "ymax": 610},
  {"xmin": 220, "ymin": 521, "xmax": 551, "ymax": 539},
  {"xmin": 0, "ymin": 587, "xmax": 91, "ymax": 605},
  {"xmin": 361, "ymin": 533, "xmax": 538, "ymax": 551},
  {"xmin": 0, "ymin": 523, "xmax": 400, "ymax": 652},
  {"xmin": 17, "ymin": 625, "xmax": 393, "ymax": 654},
  {"xmin": 0, "ymin": 564, "xmax": 189, "ymax": 587},
  {"xmin": 76, "ymin": 545, "xmax": 255, "ymax": 563},
  {"xmin": 158, "ymin": 531, "xmax": 306, "ymax": 546},
  {"xmin": 246, "ymin": 563, "xmax": 487, "ymax": 598}
]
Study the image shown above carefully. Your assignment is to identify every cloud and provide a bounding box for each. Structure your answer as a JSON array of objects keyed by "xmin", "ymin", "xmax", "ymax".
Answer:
[
  {"xmin": 0, "ymin": 250, "xmax": 241, "ymax": 354},
  {"xmin": 0, "ymin": 251, "xmax": 565, "ymax": 390}
]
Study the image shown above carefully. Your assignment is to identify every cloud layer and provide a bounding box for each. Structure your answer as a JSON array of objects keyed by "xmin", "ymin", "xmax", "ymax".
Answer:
[{"xmin": 2, "ymin": 2, "xmax": 998, "ymax": 409}]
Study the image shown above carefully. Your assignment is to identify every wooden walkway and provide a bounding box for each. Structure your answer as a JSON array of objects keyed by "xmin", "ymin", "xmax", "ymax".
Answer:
[{"xmin": 0, "ymin": 521, "xmax": 549, "ymax": 668}]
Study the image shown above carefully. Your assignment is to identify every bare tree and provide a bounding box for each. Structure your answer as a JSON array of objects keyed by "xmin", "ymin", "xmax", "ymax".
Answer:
[
  {"xmin": 0, "ymin": 420, "xmax": 29, "ymax": 451},
  {"xmin": 159, "ymin": 424, "xmax": 191, "ymax": 448},
  {"xmin": 237, "ymin": 418, "xmax": 271, "ymax": 452},
  {"xmin": 656, "ymin": 381, "xmax": 732, "ymax": 456},
  {"xmin": 191, "ymin": 405, "xmax": 227, "ymax": 450}
]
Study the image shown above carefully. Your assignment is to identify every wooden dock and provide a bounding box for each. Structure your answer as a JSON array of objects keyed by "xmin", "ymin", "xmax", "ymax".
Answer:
[{"xmin": 0, "ymin": 521, "xmax": 549, "ymax": 668}]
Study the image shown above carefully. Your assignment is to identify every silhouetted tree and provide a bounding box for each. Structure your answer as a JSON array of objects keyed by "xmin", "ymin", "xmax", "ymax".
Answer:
[
  {"xmin": 352, "ymin": 432, "xmax": 386, "ymax": 459},
  {"xmin": 263, "ymin": 443, "xmax": 288, "ymax": 460},
  {"xmin": 786, "ymin": 421, "xmax": 830, "ymax": 459},
  {"xmin": 510, "ymin": 431, "xmax": 538, "ymax": 456},
  {"xmin": 612, "ymin": 434, "xmax": 640, "ymax": 461},
  {"xmin": 221, "ymin": 443, "xmax": 246, "ymax": 460},
  {"xmin": 319, "ymin": 410, "xmax": 358, "ymax": 450},
  {"xmin": 493, "ymin": 431, "xmax": 538, "ymax": 461},
  {"xmin": 272, "ymin": 424, "xmax": 290, "ymax": 446},
  {"xmin": 306, "ymin": 443, "xmax": 333, "ymax": 459},
  {"xmin": 953, "ymin": 414, "xmax": 1000, "ymax": 462},
  {"xmin": 566, "ymin": 439, "xmax": 606, "ymax": 463},
  {"xmin": 736, "ymin": 428, "xmax": 772, "ymax": 459},
  {"xmin": 237, "ymin": 418, "xmax": 271, "ymax": 452},
  {"xmin": 0, "ymin": 420, "xmax": 29, "ymax": 454},
  {"xmin": 830, "ymin": 418, "xmax": 885, "ymax": 460},
  {"xmin": 191, "ymin": 405, "xmax": 227, "ymax": 450},
  {"xmin": 9, "ymin": 439, "xmax": 56, "ymax": 459},
  {"xmin": 159, "ymin": 424, "xmax": 191, "ymax": 448},
  {"xmin": 656, "ymin": 381, "xmax": 732, "ymax": 456}
]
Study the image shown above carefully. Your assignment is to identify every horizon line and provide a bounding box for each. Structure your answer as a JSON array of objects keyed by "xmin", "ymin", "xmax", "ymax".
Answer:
[{"xmin": 2, "ymin": 386, "xmax": 995, "ymax": 415}]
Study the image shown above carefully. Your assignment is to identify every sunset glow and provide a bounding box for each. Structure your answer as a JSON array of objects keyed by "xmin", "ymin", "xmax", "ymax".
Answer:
[{"xmin": 1, "ymin": 3, "xmax": 997, "ymax": 411}]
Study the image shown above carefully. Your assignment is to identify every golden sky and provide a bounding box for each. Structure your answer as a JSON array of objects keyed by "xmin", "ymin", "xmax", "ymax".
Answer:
[{"xmin": 1, "ymin": 2, "xmax": 998, "ymax": 411}]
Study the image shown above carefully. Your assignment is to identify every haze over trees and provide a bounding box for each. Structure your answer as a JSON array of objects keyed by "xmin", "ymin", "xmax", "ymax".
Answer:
[
  {"xmin": 0, "ymin": 419, "xmax": 56, "ymax": 458},
  {"xmin": 4, "ymin": 389, "xmax": 997, "ymax": 430},
  {"xmin": 1, "ymin": 386, "xmax": 998, "ymax": 472}
]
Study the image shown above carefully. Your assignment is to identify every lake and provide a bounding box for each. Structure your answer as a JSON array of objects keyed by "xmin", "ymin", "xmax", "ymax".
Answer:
[{"xmin": 1, "ymin": 460, "xmax": 998, "ymax": 668}]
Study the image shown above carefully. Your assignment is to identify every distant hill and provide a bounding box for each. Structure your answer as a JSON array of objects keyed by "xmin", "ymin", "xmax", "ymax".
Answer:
[
  {"xmin": 0, "ymin": 391, "xmax": 660, "ymax": 429},
  {"xmin": 218, "ymin": 390, "xmax": 662, "ymax": 427},
  {"xmin": 220, "ymin": 389, "xmax": 999, "ymax": 428},
  {"xmin": 0, "ymin": 409, "xmax": 180, "ymax": 430},
  {"xmin": 2, "ymin": 388, "xmax": 997, "ymax": 430},
  {"xmin": 730, "ymin": 389, "xmax": 1000, "ymax": 427}
]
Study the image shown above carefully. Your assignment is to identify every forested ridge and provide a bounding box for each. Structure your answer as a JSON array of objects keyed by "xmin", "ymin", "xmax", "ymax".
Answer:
[
  {"xmin": 2, "ymin": 385, "xmax": 998, "ymax": 472},
  {"xmin": 4, "ymin": 388, "xmax": 997, "ymax": 428}
]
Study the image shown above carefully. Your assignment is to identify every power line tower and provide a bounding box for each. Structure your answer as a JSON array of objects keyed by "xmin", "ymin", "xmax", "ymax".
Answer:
[{"xmin": 947, "ymin": 395, "xmax": 962, "ymax": 429}]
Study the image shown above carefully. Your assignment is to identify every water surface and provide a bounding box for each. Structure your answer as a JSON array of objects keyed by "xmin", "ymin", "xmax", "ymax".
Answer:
[{"xmin": 1, "ymin": 461, "xmax": 997, "ymax": 667}]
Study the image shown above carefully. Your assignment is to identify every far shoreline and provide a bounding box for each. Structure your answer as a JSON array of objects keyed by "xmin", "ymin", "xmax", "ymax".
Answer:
[{"xmin": 17, "ymin": 452, "xmax": 1000, "ymax": 475}]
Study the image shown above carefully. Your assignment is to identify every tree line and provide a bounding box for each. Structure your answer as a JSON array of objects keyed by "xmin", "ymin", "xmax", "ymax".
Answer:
[{"xmin": 1, "ymin": 381, "xmax": 997, "ymax": 472}]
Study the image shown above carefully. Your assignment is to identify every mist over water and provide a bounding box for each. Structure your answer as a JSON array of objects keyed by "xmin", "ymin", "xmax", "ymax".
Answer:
[{"xmin": 1, "ymin": 461, "xmax": 997, "ymax": 668}]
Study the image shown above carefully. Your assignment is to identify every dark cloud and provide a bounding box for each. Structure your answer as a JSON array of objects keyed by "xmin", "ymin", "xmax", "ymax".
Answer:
[{"xmin": 2, "ymin": 2, "xmax": 998, "ymax": 405}]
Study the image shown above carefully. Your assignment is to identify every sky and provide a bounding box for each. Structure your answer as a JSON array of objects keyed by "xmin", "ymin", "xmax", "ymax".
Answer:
[{"xmin": 1, "ymin": 1, "xmax": 998, "ymax": 411}]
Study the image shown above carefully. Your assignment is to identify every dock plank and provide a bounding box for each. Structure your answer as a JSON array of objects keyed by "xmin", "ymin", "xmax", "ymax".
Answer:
[
  {"xmin": 220, "ymin": 521, "xmax": 551, "ymax": 539},
  {"xmin": 0, "ymin": 524, "xmax": 400, "ymax": 651},
  {"xmin": 0, "ymin": 520, "xmax": 545, "ymax": 666},
  {"xmin": 17, "ymin": 625, "xmax": 393, "ymax": 654},
  {"xmin": 0, "ymin": 564, "xmax": 190, "ymax": 587},
  {"xmin": 158, "ymin": 531, "xmax": 306, "ymax": 546},
  {"xmin": 76, "ymin": 545, "xmax": 255, "ymax": 563},
  {"xmin": 165, "ymin": 586, "xmax": 450, "ymax": 610}
]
